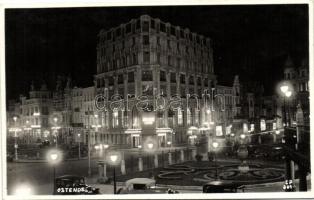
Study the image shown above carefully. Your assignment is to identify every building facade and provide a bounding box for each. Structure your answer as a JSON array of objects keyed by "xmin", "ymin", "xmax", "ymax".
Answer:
[
  {"xmin": 94, "ymin": 15, "xmax": 217, "ymax": 149},
  {"xmin": 281, "ymin": 57, "xmax": 309, "ymax": 126}
]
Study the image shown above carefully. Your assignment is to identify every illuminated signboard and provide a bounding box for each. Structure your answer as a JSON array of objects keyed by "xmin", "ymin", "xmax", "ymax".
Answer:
[{"xmin": 216, "ymin": 126, "xmax": 223, "ymax": 136}]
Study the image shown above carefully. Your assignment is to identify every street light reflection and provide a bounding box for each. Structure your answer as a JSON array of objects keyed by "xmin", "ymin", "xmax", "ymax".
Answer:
[{"xmin": 13, "ymin": 184, "xmax": 33, "ymax": 196}]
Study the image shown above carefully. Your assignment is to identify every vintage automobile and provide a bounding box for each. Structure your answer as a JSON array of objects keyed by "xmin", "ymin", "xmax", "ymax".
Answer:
[
  {"xmin": 203, "ymin": 180, "xmax": 245, "ymax": 193},
  {"xmin": 117, "ymin": 178, "xmax": 179, "ymax": 194},
  {"xmin": 54, "ymin": 175, "xmax": 100, "ymax": 195}
]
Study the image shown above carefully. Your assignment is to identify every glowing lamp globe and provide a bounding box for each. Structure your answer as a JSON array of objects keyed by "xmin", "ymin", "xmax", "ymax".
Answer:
[
  {"xmin": 212, "ymin": 142, "xmax": 219, "ymax": 149},
  {"xmin": 280, "ymin": 85, "xmax": 289, "ymax": 94},
  {"xmin": 147, "ymin": 143, "xmax": 154, "ymax": 149},
  {"xmin": 110, "ymin": 155, "xmax": 118, "ymax": 163},
  {"xmin": 285, "ymin": 91, "xmax": 292, "ymax": 97}
]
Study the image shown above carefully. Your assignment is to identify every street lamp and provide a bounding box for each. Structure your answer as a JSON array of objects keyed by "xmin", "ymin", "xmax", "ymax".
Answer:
[
  {"xmin": 107, "ymin": 151, "xmax": 121, "ymax": 194},
  {"xmin": 240, "ymin": 133, "xmax": 246, "ymax": 144},
  {"xmin": 24, "ymin": 120, "xmax": 32, "ymax": 144},
  {"xmin": 47, "ymin": 150, "xmax": 62, "ymax": 193},
  {"xmin": 51, "ymin": 117, "xmax": 61, "ymax": 148},
  {"xmin": 146, "ymin": 142, "xmax": 156, "ymax": 179},
  {"xmin": 147, "ymin": 142, "xmax": 154, "ymax": 150},
  {"xmin": 212, "ymin": 141, "xmax": 219, "ymax": 180},
  {"xmin": 280, "ymin": 84, "xmax": 293, "ymax": 127},
  {"xmin": 13, "ymin": 116, "xmax": 18, "ymax": 160},
  {"xmin": 78, "ymin": 133, "xmax": 81, "ymax": 160}
]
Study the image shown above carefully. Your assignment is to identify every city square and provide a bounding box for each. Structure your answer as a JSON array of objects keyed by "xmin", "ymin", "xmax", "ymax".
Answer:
[{"xmin": 3, "ymin": 4, "xmax": 311, "ymax": 197}]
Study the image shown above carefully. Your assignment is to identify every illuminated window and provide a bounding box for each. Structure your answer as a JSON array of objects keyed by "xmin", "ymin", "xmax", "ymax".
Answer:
[
  {"xmin": 122, "ymin": 111, "xmax": 128, "ymax": 128},
  {"xmin": 243, "ymin": 123, "xmax": 248, "ymax": 133},
  {"xmin": 260, "ymin": 119, "xmax": 266, "ymax": 131},
  {"xmin": 112, "ymin": 109, "xmax": 119, "ymax": 128},
  {"xmin": 273, "ymin": 122, "xmax": 277, "ymax": 130},
  {"xmin": 250, "ymin": 124, "xmax": 254, "ymax": 132},
  {"xmin": 178, "ymin": 109, "xmax": 183, "ymax": 125},
  {"xmin": 187, "ymin": 109, "xmax": 191, "ymax": 125},
  {"xmin": 216, "ymin": 126, "xmax": 223, "ymax": 136},
  {"xmin": 195, "ymin": 110, "xmax": 199, "ymax": 125}
]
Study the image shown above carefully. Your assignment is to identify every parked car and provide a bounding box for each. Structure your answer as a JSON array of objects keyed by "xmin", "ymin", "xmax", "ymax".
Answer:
[
  {"xmin": 117, "ymin": 178, "xmax": 179, "ymax": 194},
  {"xmin": 39, "ymin": 140, "xmax": 50, "ymax": 148},
  {"xmin": 54, "ymin": 175, "xmax": 100, "ymax": 195},
  {"xmin": 203, "ymin": 180, "xmax": 245, "ymax": 193}
]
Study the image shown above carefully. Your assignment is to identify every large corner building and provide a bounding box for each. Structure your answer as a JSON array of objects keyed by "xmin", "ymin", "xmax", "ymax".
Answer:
[{"xmin": 94, "ymin": 15, "xmax": 219, "ymax": 149}]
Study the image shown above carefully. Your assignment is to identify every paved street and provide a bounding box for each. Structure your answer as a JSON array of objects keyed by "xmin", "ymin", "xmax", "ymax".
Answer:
[
  {"xmin": 6, "ymin": 158, "xmax": 311, "ymax": 195},
  {"xmin": 7, "ymin": 158, "xmax": 104, "ymax": 195}
]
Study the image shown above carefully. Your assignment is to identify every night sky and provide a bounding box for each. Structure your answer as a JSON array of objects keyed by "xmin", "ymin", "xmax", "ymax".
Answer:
[{"xmin": 5, "ymin": 5, "xmax": 309, "ymax": 100}]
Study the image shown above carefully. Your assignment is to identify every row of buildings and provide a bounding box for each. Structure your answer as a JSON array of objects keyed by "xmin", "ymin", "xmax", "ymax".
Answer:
[{"xmin": 7, "ymin": 15, "xmax": 309, "ymax": 150}]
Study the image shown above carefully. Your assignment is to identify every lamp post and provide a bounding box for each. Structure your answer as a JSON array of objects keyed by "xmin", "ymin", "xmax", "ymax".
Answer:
[
  {"xmin": 94, "ymin": 114, "xmax": 98, "ymax": 144},
  {"xmin": 84, "ymin": 111, "xmax": 94, "ymax": 177},
  {"xmin": 107, "ymin": 152, "xmax": 121, "ymax": 194},
  {"xmin": 47, "ymin": 150, "xmax": 61, "ymax": 194},
  {"xmin": 147, "ymin": 142, "xmax": 154, "ymax": 179},
  {"xmin": 52, "ymin": 117, "xmax": 60, "ymax": 148},
  {"xmin": 102, "ymin": 144, "xmax": 109, "ymax": 180},
  {"xmin": 167, "ymin": 141, "xmax": 172, "ymax": 147},
  {"xmin": 24, "ymin": 120, "xmax": 31, "ymax": 145},
  {"xmin": 111, "ymin": 154, "xmax": 118, "ymax": 194},
  {"xmin": 78, "ymin": 133, "xmax": 81, "ymax": 160},
  {"xmin": 13, "ymin": 116, "xmax": 18, "ymax": 160},
  {"xmin": 280, "ymin": 85, "xmax": 292, "ymax": 127},
  {"xmin": 212, "ymin": 141, "xmax": 219, "ymax": 180},
  {"xmin": 240, "ymin": 133, "xmax": 246, "ymax": 144}
]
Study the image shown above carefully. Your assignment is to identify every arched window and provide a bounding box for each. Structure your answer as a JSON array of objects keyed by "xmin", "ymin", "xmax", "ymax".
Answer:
[
  {"xmin": 112, "ymin": 109, "xmax": 119, "ymax": 128},
  {"xmin": 178, "ymin": 108, "xmax": 183, "ymax": 126}
]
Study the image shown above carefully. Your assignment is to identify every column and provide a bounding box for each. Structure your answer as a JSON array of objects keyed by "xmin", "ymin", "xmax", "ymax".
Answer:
[
  {"xmin": 291, "ymin": 161, "xmax": 295, "ymax": 180},
  {"xmin": 258, "ymin": 135, "xmax": 262, "ymax": 144},
  {"xmin": 154, "ymin": 154, "xmax": 158, "ymax": 168},
  {"xmin": 168, "ymin": 152, "xmax": 172, "ymax": 165},
  {"xmin": 121, "ymin": 159, "xmax": 126, "ymax": 175},
  {"xmin": 192, "ymin": 149, "xmax": 197, "ymax": 161},
  {"xmin": 176, "ymin": 73, "xmax": 180, "ymax": 95},
  {"xmin": 138, "ymin": 157, "xmax": 143, "ymax": 171},
  {"xmin": 166, "ymin": 71, "xmax": 171, "ymax": 98},
  {"xmin": 98, "ymin": 163, "xmax": 103, "ymax": 177},
  {"xmin": 103, "ymin": 163, "xmax": 107, "ymax": 179},
  {"xmin": 180, "ymin": 149, "xmax": 184, "ymax": 162}
]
